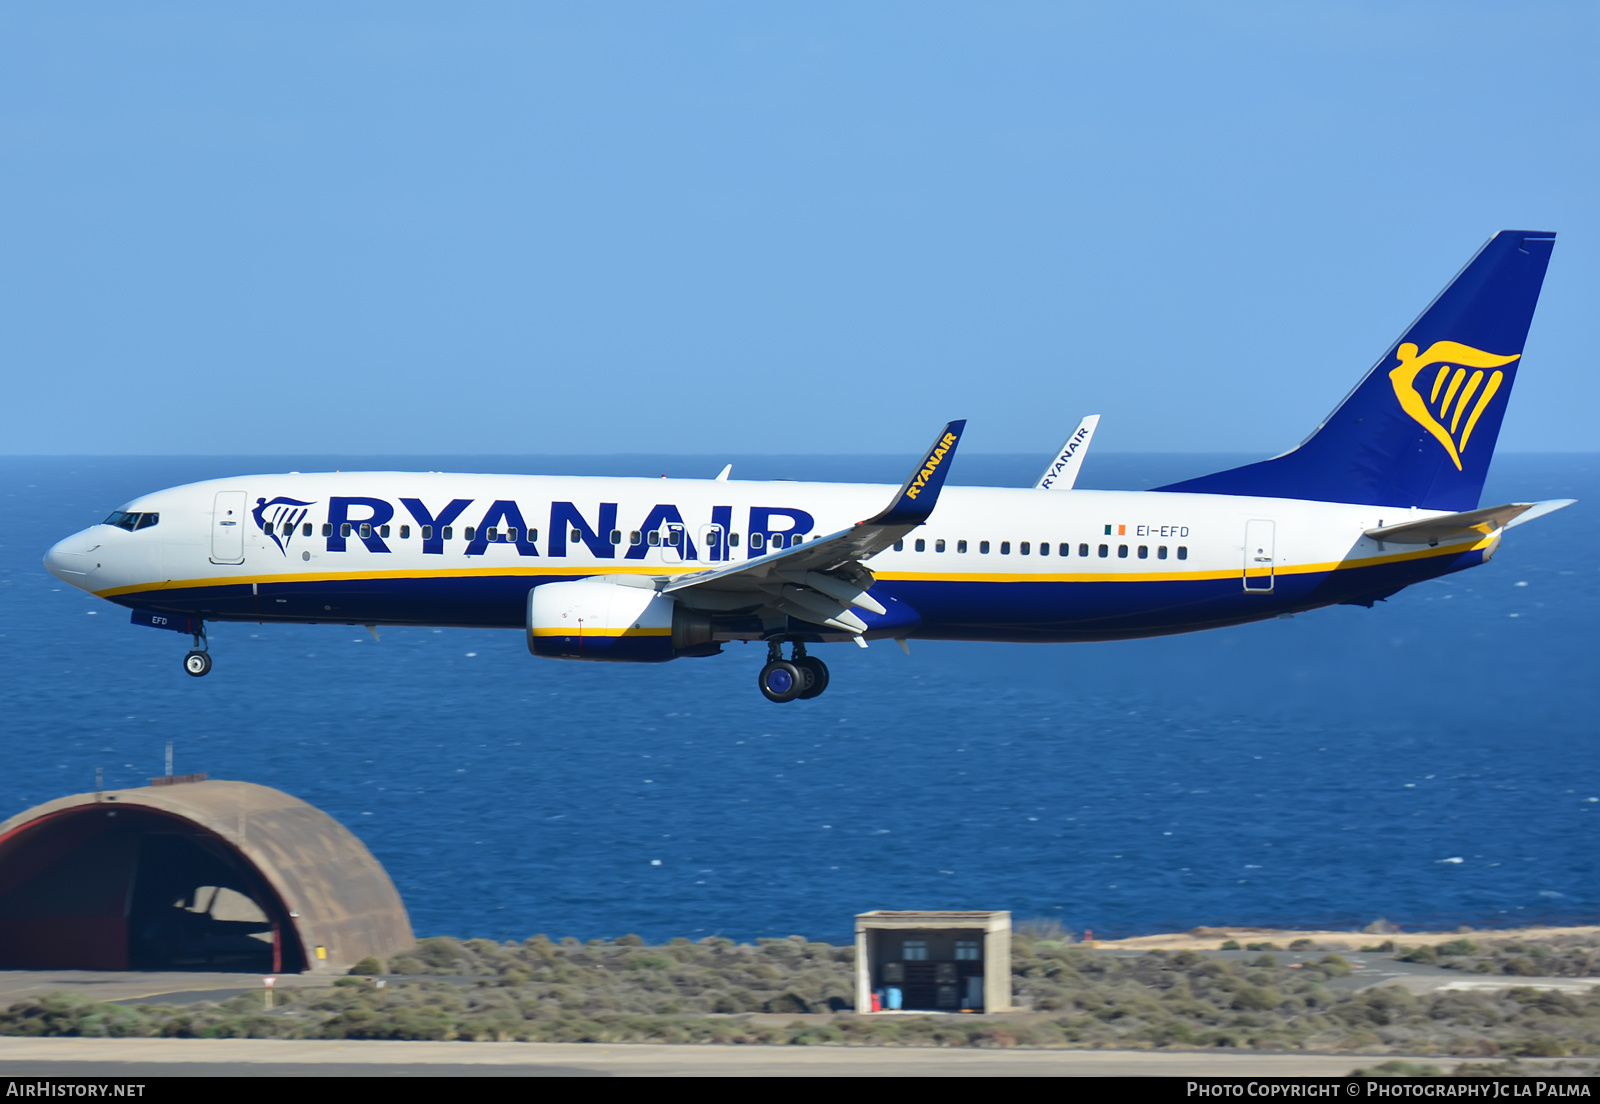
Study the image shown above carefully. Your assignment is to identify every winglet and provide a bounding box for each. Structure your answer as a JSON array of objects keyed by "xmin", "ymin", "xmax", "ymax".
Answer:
[
  {"xmin": 1035, "ymin": 414, "xmax": 1100, "ymax": 490},
  {"xmin": 866, "ymin": 420, "xmax": 966, "ymax": 527}
]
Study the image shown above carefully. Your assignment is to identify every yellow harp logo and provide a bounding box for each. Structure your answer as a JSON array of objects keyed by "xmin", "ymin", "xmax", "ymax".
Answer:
[{"xmin": 1388, "ymin": 341, "xmax": 1519, "ymax": 470}]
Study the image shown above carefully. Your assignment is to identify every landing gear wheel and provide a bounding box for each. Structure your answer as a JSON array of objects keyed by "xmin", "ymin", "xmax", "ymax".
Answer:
[
  {"xmin": 758, "ymin": 659, "xmax": 804, "ymax": 703},
  {"xmin": 183, "ymin": 650, "xmax": 212, "ymax": 677},
  {"xmin": 796, "ymin": 656, "xmax": 829, "ymax": 699}
]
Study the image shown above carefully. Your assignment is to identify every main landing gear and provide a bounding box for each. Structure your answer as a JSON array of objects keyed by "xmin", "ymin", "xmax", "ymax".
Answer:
[
  {"xmin": 183, "ymin": 623, "xmax": 212, "ymax": 678},
  {"xmin": 758, "ymin": 640, "xmax": 829, "ymax": 703}
]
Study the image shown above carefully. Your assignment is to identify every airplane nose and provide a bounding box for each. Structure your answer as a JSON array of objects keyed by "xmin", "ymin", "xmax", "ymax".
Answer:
[{"xmin": 44, "ymin": 531, "xmax": 102, "ymax": 587}]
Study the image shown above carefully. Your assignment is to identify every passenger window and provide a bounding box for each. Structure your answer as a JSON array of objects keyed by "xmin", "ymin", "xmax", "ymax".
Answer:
[
  {"xmin": 1177, "ymin": 546, "xmax": 1188, "ymax": 560},
  {"xmin": 380, "ymin": 525, "xmax": 391, "ymax": 538},
  {"xmin": 649, "ymin": 530, "xmax": 661, "ymax": 546},
  {"xmin": 769, "ymin": 533, "xmax": 783, "ymax": 549},
  {"xmin": 750, "ymin": 532, "xmax": 765, "ymax": 551},
  {"xmin": 1079, "ymin": 543, "xmax": 1089, "ymax": 557},
  {"xmin": 571, "ymin": 529, "xmax": 582, "ymax": 543},
  {"xmin": 894, "ymin": 539, "xmax": 904, "ymax": 551},
  {"xmin": 442, "ymin": 526, "xmax": 453, "ymax": 540},
  {"xmin": 630, "ymin": 530, "xmax": 642, "ymax": 545},
  {"xmin": 957, "ymin": 540, "xmax": 968, "ymax": 553},
  {"xmin": 980, "ymin": 540, "xmax": 990, "ymax": 554},
  {"xmin": 914, "ymin": 538, "xmax": 926, "ymax": 552},
  {"xmin": 1058, "ymin": 543, "xmax": 1069, "ymax": 557},
  {"xmin": 1039, "ymin": 541, "xmax": 1048, "ymax": 556},
  {"xmin": 729, "ymin": 533, "xmax": 740, "ymax": 547},
  {"xmin": 323, "ymin": 523, "xmax": 333, "ymax": 537},
  {"xmin": 1098, "ymin": 544, "xmax": 1108, "ymax": 558},
  {"xmin": 506, "ymin": 527, "xmax": 518, "ymax": 541},
  {"xmin": 359, "ymin": 523, "xmax": 372, "ymax": 539},
  {"xmin": 935, "ymin": 539, "xmax": 946, "ymax": 552},
  {"xmin": 1000, "ymin": 541, "xmax": 1011, "ymax": 555},
  {"xmin": 421, "ymin": 525, "xmax": 433, "ymax": 540},
  {"xmin": 669, "ymin": 530, "xmax": 682, "ymax": 547},
  {"xmin": 1020, "ymin": 542, "xmax": 1030, "ymax": 555},
  {"xmin": 486, "ymin": 526, "xmax": 498, "ymax": 541},
  {"xmin": 706, "ymin": 528, "xmax": 720, "ymax": 548},
  {"xmin": 1118, "ymin": 544, "xmax": 1128, "ymax": 558},
  {"xmin": 400, "ymin": 525, "xmax": 410, "ymax": 539},
  {"xmin": 302, "ymin": 523, "xmax": 312, "ymax": 537},
  {"xmin": 610, "ymin": 529, "xmax": 622, "ymax": 545},
  {"xmin": 262, "ymin": 522, "xmax": 274, "ymax": 535},
  {"xmin": 1158, "ymin": 545, "xmax": 1167, "ymax": 559},
  {"xmin": 1138, "ymin": 545, "xmax": 1148, "ymax": 559},
  {"xmin": 529, "ymin": 529, "xmax": 538, "ymax": 542},
  {"xmin": 341, "ymin": 523, "xmax": 352, "ymax": 538},
  {"xmin": 465, "ymin": 526, "xmax": 476, "ymax": 541}
]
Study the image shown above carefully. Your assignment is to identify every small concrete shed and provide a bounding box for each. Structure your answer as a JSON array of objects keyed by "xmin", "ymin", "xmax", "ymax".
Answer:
[
  {"xmin": 0, "ymin": 779, "xmax": 414, "ymax": 974},
  {"xmin": 855, "ymin": 910, "xmax": 1012, "ymax": 1013}
]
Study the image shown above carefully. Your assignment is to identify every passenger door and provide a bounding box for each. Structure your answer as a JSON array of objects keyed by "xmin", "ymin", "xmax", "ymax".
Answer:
[
  {"xmin": 1242, "ymin": 519, "xmax": 1275, "ymax": 592},
  {"xmin": 210, "ymin": 491, "xmax": 247, "ymax": 564}
]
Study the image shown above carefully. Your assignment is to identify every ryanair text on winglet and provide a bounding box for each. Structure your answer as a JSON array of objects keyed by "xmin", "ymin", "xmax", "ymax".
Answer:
[{"xmin": 904, "ymin": 431, "xmax": 960, "ymax": 501}]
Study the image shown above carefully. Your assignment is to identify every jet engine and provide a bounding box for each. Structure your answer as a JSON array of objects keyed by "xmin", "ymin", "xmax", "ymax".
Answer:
[{"xmin": 527, "ymin": 578, "xmax": 716, "ymax": 662}]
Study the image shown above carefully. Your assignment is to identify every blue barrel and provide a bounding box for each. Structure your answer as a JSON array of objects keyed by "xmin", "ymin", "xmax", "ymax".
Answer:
[{"xmin": 886, "ymin": 986, "xmax": 903, "ymax": 1010}]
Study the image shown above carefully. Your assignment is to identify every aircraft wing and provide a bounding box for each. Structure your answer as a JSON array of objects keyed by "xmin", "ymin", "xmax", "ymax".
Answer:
[
  {"xmin": 660, "ymin": 421, "xmax": 966, "ymax": 635},
  {"xmin": 1363, "ymin": 500, "xmax": 1575, "ymax": 545}
]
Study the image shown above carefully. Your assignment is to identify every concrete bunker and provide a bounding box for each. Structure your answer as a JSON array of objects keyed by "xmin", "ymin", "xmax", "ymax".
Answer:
[
  {"xmin": 0, "ymin": 779, "xmax": 413, "ymax": 974},
  {"xmin": 855, "ymin": 910, "xmax": 1012, "ymax": 1013}
]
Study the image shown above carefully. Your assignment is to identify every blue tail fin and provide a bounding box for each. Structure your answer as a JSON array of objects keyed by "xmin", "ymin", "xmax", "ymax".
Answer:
[{"xmin": 1157, "ymin": 231, "xmax": 1556, "ymax": 511}]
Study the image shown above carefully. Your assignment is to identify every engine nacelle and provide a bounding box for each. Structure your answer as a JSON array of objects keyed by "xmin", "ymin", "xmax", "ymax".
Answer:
[{"xmin": 527, "ymin": 578, "xmax": 715, "ymax": 662}]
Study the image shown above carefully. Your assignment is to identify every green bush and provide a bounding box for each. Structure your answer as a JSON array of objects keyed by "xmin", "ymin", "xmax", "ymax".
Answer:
[
  {"xmin": 1317, "ymin": 955, "xmax": 1352, "ymax": 977},
  {"xmin": 348, "ymin": 957, "xmax": 383, "ymax": 976}
]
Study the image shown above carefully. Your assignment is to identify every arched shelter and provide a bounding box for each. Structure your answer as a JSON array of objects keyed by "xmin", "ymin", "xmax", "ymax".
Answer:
[{"xmin": 0, "ymin": 780, "xmax": 413, "ymax": 973}]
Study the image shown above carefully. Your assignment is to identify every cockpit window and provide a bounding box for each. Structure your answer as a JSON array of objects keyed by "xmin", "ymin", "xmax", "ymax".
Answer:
[{"xmin": 104, "ymin": 511, "xmax": 159, "ymax": 532}]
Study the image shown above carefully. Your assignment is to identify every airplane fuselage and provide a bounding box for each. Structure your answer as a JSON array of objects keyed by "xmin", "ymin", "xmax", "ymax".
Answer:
[{"xmin": 46, "ymin": 471, "xmax": 1493, "ymax": 644}]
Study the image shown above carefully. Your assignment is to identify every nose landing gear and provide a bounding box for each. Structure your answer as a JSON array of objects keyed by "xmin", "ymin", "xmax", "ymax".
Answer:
[
  {"xmin": 183, "ymin": 624, "xmax": 212, "ymax": 678},
  {"xmin": 758, "ymin": 640, "xmax": 830, "ymax": 703}
]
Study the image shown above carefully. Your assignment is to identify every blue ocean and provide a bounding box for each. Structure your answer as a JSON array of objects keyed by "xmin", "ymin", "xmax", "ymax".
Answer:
[{"xmin": 2, "ymin": 454, "xmax": 1595, "ymax": 944}]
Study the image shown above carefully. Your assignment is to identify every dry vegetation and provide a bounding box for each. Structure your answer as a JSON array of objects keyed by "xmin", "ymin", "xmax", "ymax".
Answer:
[
  {"xmin": 4, "ymin": 930, "xmax": 1600, "ymax": 1061},
  {"xmin": 1393, "ymin": 936, "xmax": 1600, "ymax": 978}
]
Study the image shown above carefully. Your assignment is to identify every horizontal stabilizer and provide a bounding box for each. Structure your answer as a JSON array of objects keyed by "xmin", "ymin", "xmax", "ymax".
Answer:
[
  {"xmin": 1364, "ymin": 500, "xmax": 1573, "ymax": 545},
  {"xmin": 1505, "ymin": 498, "xmax": 1576, "ymax": 529}
]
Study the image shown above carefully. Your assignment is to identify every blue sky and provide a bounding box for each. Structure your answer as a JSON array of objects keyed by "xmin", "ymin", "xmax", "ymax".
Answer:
[{"xmin": 2, "ymin": 2, "xmax": 1595, "ymax": 457}]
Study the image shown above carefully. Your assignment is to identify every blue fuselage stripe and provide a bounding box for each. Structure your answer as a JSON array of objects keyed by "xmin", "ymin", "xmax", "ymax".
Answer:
[{"xmin": 108, "ymin": 548, "xmax": 1484, "ymax": 643}]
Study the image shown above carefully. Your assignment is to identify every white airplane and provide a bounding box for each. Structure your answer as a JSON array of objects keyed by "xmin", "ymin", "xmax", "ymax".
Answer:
[{"xmin": 46, "ymin": 231, "xmax": 1573, "ymax": 702}]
